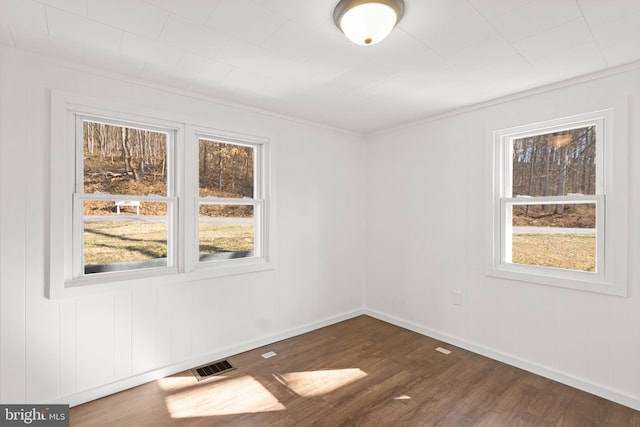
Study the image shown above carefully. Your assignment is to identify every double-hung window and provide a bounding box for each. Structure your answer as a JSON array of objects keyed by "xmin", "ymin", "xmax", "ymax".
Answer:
[
  {"xmin": 74, "ymin": 117, "xmax": 177, "ymax": 278},
  {"xmin": 490, "ymin": 109, "xmax": 627, "ymax": 295},
  {"xmin": 49, "ymin": 93, "xmax": 273, "ymax": 298},
  {"xmin": 196, "ymin": 134, "xmax": 264, "ymax": 264}
]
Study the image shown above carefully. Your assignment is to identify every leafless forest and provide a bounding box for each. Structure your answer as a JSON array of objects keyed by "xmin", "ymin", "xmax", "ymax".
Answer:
[
  {"xmin": 83, "ymin": 121, "xmax": 254, "ymax": 216},
  {"xmin": 511, "ymin": 126, "xmax": 596, "ymax": 227},
  {"xmin": 512, "ymin": 125, "xmax": 596, "ymax": 198},
  {"xmin": 198, "ymin": 139, "xmax": 254, "ymax": 199}
]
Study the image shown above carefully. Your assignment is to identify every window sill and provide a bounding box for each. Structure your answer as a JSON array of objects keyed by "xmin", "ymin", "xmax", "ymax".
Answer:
[
  {"xmin": 487, "ymin": 265, "xmax": 627, "ymax": 297},
  {"xmin": 48, "ymin": 258, "xmax": 275, "ymax": 299},
  {"xmin": 190, "ymin": 256, "xmax": 275, "ymax": 280}
]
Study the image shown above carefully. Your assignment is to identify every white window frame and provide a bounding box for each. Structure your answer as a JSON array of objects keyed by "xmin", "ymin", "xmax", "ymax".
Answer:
[
  {"xmin": 72, "ymin": 114, "xmax": 180, "ymax": 281},
  {"xmin": 488, "ymin": 109, "xmax": 627, "ymax": 296},
  {"xmin": 190, "ymin": 127, "xmax": 271, "ymax": 274},
  {"xmin": 48, "ymin": 92, "xmax": 274, "ymax": 299}
]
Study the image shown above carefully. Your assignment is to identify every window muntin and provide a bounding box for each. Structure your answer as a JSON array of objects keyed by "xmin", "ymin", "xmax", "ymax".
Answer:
[
  {"xmin": 74, "ymin": 117, "xmax": 176, "ymax": 278},
  {"xmin": 197, "ymin": 137, "xmax": 261, "ymax": 263},
  {"xmin": 494, "ymin": 114, "xmax": 607, "ymax": 283}
]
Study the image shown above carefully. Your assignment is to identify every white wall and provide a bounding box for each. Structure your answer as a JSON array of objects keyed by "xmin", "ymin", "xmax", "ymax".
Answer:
[
  {"xmin": 2, "ymin": 43, "xmax": 639, "ymax": 411},
  {"xmin": 0, "ymin": 47, "xmax": 365, "ymax": 405},
  {"xmin": 365, "ymin": 65, "xmax": 640, "ymax": 409}
]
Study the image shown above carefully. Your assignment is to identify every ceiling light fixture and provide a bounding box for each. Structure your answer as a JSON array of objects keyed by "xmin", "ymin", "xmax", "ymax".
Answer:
[{"xmin": 333, "ymin": 0, "xmax": 405, "ymax": 46}]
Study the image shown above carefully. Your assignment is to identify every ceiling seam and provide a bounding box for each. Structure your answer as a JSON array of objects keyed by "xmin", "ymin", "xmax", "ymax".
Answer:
[
  {"xmin": 574, "ymin": 0, "xmax": 609, "ymax": 67},
  {"xmin": 464, "ymin": 0, "xmax": 540, "ymax": 77},
  {"xmin": 44, "ymin": 5, "xmax": 50, "ymax": 37}
]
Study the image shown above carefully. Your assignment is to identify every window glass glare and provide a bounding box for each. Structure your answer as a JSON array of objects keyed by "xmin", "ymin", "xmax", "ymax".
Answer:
[
  {"xmin": 510, "ymin": 203, "xmax": 596, "ymax": 272},
  {"xmin": 83, "ymin": 201, "xmax": 169, "ymax": 274},
  {"xmin": 83, "ymin": 120, "xmax": 168, "ymax": 196},
  {"xmin": 199, "ymin": 139, "xmax": 254, "ymax": 198},
  {"xmin": 511, "ymin": 125, "xmax": 596, "ymax": 197},
  {"xmin": 199, "ymin": 204, "xmax": 254, "ymax": 261}
]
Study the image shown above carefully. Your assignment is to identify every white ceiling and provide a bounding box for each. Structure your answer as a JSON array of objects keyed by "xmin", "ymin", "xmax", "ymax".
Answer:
[{"xmin": 2, "ymin": 0, "xmax": 640, "ymax": 133}]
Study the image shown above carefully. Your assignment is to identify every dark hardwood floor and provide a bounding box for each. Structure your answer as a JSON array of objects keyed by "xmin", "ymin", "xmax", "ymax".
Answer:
[{"xmin": 70, "ymin": 315, "xmax": 640, "ymax": 426}]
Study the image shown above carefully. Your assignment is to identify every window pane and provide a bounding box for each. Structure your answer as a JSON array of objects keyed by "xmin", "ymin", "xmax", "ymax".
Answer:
[
  {"xmin": 83, "ymin": 120, "xmax": 167, "ymax": 196},
  {"xmin": 199, "ymin": 139, "xmax": 254, "ymax": 198},
  {"xmin": 511, "ymin": 203, "xmax": 596, "ymax": 272},
  {"xmin": 199, "ymin": 204, "xmax": 254, "ymax": 261},
  {"xmin": 83, "ymin": 200, "xmax": 168, "ymax": 274},
  {"xmin": 512, "ymin": 125, "xmax": 596, "ymax": 197}
]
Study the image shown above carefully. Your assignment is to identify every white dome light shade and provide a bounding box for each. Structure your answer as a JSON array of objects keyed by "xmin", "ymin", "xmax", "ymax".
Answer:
[
  {"xmin": 334, "ymin": 0, "xmax": 405, "ymax": 46},
  {"xmin": 340, "ymin": 3, "xmax": 396, "ymax": 45}
]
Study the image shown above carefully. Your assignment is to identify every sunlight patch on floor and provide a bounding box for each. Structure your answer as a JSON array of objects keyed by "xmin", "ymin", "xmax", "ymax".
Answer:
[
  {"xmin": 394, "ymin": 395, "xmax": 411, "ymax": 400},
  {"xmin": 157, "ymin": 375, "xmax": 206, "ymax": 391},
  {"xmin": 164, "ymin": 375, "xmax": 285, "ymax": 417},
  {"xmin": 274, "ymin": 368, "xmax": 368, "ymax": 397}
]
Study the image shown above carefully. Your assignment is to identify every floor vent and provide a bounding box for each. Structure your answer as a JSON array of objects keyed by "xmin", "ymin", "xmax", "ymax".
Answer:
[{"xmin": 192, "ymin": 359, "xmax": 235, "ymax": 381}]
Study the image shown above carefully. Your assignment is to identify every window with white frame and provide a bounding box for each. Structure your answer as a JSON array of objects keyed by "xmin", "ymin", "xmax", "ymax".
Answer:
[
  {"xmin": 197, "ymin": 135, "xmax": 263, "ymax": 263},
  {"xmin": 49, "ymin": 93, "xmax": 273, "ymax": 298},
  {"xmin": 74, "ymin": 117, "xmax": 177, "ymax": 277},
  {"xmin": 490, "ymin": 109, "xmax": 626, "ymax": 295}
]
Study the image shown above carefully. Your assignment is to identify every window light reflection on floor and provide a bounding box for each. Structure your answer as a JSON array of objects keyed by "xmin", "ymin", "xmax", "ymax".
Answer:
[
  {"xmin": 164, "ymin": 375, "xmax": 286, "ymax": 418},
  {"xmin": 274, "ymin": 368, "xmax": 368, "ymax": 397},
  {"xmin": 157, "ymin": 375, "xmax": 222, "ymax": 391},
  {"xmin": 159, "ymin": 368, "xmax": 368, "ymax": 419},
  {"xmin": 394, "ymin": 395, "xmax": 411, "ymax": 400}
]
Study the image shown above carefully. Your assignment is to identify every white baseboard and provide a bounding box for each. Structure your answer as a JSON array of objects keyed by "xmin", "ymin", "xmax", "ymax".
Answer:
[
  {"xmin": 55, "ymin": 309, "xmax": 365, "ymax": 407},
  {"xmin": 365, "ymin": 308, "xmax": 640, "ymax": 412}
]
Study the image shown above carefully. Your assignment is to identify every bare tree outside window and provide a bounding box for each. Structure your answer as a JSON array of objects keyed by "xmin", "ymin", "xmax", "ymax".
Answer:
[
  {"xmin": 81, "ymin": 120, "xmax": 171, "ymax": 274},
  {"xmin": 509, "ymin": 125, "xmax": 597, "ymax": 272},
  {"xmin": 198, "ymin": 138, "xmax": 258, "ymax": 261}
]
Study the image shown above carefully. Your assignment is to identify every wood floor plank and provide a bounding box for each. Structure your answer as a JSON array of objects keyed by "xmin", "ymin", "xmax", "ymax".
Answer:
[{"xmin": 70, "ymin": 316, "xmax": 640, "ymax": 426}]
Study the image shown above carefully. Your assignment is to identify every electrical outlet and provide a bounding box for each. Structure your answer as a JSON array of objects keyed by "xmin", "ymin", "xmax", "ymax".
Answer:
[{"xmin": 452, "ymin": 290, "xmax": 462, "ymax": 306}]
